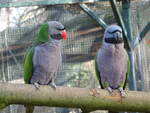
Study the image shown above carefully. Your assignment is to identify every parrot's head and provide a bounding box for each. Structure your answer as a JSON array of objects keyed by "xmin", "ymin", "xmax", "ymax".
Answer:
[
  {"xmin": 48, "ymin": 21, "xmax": 67, "ymax": 40},
  {"xmin": 36, "ymin": 21, "xmax": 67, "ymax": 44},
  {"xmin": 103, "ymin": 25, "xmax": 123, "ymax": 44}
]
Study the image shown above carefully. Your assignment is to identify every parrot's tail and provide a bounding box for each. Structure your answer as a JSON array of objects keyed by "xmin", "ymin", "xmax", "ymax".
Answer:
[
  {"xmin": 25, "ymin": 105, "xmax": 34, "ymax": 113},
  {"xmin": 108, "ymin": 111, "xmax": 119, "ymax": 113},
  {"xmin": 0, "ymin": 103, "xmax": 8, "ymax": 110}
]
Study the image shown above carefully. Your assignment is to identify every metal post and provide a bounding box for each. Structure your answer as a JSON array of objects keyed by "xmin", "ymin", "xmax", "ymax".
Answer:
[
  {"xmin": 122, "ymin": 0, "xmax": 137, "ymax": 90},
  {"xmin": 79, "ymin": 4, "xmax": 107, "ymax": 29}
]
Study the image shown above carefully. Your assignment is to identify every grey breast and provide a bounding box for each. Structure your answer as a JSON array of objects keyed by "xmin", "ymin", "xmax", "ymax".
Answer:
[
  {"xmin": 30, "ymin": 42, "xmax": 61, "ymax": 84},
  {"xmin": 97, "ymin": 44, "xmax": 128, "ymax": 88}
]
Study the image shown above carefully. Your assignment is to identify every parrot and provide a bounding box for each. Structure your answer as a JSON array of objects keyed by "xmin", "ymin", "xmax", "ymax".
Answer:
[
  {"xmin": 95, "ymin": 25, "xmax": 130, "ymax": 97},
  {"xmin": 23, "ymin": 21, "xmax": 67, "ymax": 113}
]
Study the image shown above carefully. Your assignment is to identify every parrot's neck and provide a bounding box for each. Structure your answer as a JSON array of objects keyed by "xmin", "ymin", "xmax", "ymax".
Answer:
[
  {"xmin": 41, "ymin": 38, "xmax": 61, "ymax": 48},
  {"xmin": 103, "ymin": 42, "xmax": 124, "ymax": 49},
  {"xmin": 48, "ymin": 38, "xmax": 61, "ymax": 45},
  {"xmin": 102, "ymin": 42, "xmax": 125, "ymax": 56}
]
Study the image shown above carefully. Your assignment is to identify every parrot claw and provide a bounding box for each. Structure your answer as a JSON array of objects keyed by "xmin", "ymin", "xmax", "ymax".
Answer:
[
  {"xmin": 106, "ymin": 87, "xmax": 115, "ymax": 96},
  {"xmin": 50, "ymin": 83, "xmax": 56, "ymax": 90},
  {"xmin": 118, "ymin": 87, "xmax": 126, "ymax": 97},
  {"xmin": 33, "ymin": 82, "xmax": 40, "ymax": 90}
]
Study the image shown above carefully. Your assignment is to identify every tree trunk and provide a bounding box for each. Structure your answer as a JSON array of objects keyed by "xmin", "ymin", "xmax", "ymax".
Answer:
[{"xmin": 0, "ymin": 83, "xmax": 150, "ymax": 112}]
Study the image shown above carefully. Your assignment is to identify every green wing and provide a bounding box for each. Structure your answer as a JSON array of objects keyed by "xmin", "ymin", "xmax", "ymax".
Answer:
[
  {"xmin": 95, "ymin": 57, "xmax": 104, "ymax": 89},
  {"xmin": 35, "ymin": 23, "xmax": 49, "ymax": 44},
  {"xmin": 23, "ymin": 23, "xmax": 49, "ymax": 84},
  {"xmin": 23, "ymin": 47, "xmax": 34, "ymax": 84},
  {"xmin": 123, "ymin": 58, "xmax": 130, "ymax": 89}
]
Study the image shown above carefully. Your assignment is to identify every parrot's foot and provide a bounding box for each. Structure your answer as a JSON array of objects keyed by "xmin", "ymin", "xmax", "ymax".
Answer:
[
  {"xmin": 106, "ymin": 87, "xmax": 115, "ymax": 96},
  {"xmin": 50, "ymin": 82, "xmax": 56, "ymax": 90},
  {"xmin": 118, "ymin": 87, "xmax": 126, "ymax": 97},
  {"xmin": 33, "ymin": 82, "xmax": 40, "ymax": 90}
]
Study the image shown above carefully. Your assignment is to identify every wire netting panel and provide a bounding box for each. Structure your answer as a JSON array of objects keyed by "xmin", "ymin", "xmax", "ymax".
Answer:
[
  {"xmin": 131, "ymin": 0, "xmax": 150, "ymax": 91},
  {"xmin": 0, "ymin": 1, "xmax": 150, "ymax": 113},
  {"xmin": 0, "ymin": 2, "xmax": 113, "ymax": 113},
  {"xmin": 0, "ymin": 3, "xmax": 114, "ymax": 83}
]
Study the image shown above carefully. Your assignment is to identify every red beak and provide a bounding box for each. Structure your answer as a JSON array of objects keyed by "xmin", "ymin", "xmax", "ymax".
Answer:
[{"xmin": 61, "ymin": 30, "xmax": 67, "ymax": 40}]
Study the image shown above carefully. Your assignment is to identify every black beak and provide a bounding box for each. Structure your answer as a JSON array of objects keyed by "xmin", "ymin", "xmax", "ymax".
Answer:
[{"xmin": 114, "ymin": 31, "xmax": 124, "ymax": 43}]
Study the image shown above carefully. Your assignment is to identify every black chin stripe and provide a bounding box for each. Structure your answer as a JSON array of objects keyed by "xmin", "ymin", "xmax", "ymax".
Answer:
[
  {"xmin": 57, "ymin": 27, "xmax": 65, "ymax": 30},
  {"xmin": 51, "ymin": 34, "xmax": 62, "ymax": 40},
  {"xmin": 105, "ymin": 38, "xmax": 124, "ymax": 44}
]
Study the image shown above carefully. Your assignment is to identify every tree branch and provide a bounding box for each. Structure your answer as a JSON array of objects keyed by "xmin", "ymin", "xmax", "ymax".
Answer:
[{"xmin": 0, "ymin": 83, "xmax": 150, "ymax": 112}]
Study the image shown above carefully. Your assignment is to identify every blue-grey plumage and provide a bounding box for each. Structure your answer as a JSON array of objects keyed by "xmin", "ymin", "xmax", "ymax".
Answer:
[
  {"xmin": 23, "ymin": 21, "xmax": 67, "ymax": 113},
  {"xmin": 30, "ymin": 21, "xmax": 66, "ymax": 89},
  {"xmin": 30, "ymin": 39, "xmax": 62, "ymax": 86},
  {"xmin": 96, "ymin": 25, "xmax": 129, "ymax": 97}
]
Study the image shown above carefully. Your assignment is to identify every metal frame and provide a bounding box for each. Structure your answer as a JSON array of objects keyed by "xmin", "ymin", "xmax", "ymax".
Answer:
[
  {"xmin": 140, "ymin": 22, "xmax": 150, "ymax": 42},
  {"xmin": 79, "ymin": 4, "xmax": 107, "ymax": 29},
  {"xmin": 0, "ymin": 0, "xmax": 108, "ymax": 8},
  {"xmin": 121, "ymin": 0, "xmax": 137, "ymax": 90}
]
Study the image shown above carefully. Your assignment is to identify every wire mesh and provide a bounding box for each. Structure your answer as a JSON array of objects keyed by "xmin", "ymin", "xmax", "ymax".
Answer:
[
  {"xmin": 0, "ymin": 0, "xmax": 149, "ymax": 113},
  {"xmin": 131, "ymin": 0, "xmax": 150, "ymax": 91},
  {"xmin": 0, "ymin": 2, "xmax": 113, "ymax": 113}
]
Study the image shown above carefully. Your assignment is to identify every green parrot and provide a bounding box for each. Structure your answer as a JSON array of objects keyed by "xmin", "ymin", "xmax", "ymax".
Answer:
[
  {"xmin": 23, "ymin": 21, "xmax": 67, "ymax": 113},
  {"xmin": 23, "ymin": 23, "xmax": 49, "ymax": 84}
]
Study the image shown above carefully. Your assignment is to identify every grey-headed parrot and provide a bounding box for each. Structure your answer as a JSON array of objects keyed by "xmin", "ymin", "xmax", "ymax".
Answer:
[
  {"xmin": 23, "ymin": 21, "xmax": 67, "ymax": 113},
  {"xmin": 95, "ymin": 25, "xmax": 130, "ymax": 97}
]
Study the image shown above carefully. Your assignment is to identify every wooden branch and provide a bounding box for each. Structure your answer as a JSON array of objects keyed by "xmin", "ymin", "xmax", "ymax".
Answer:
[{"xmin": 0, "ymin": 83, "xmax": 150, "ymax": 112}]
